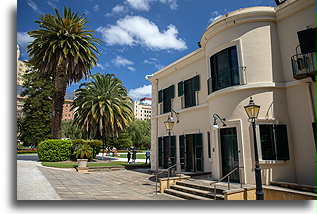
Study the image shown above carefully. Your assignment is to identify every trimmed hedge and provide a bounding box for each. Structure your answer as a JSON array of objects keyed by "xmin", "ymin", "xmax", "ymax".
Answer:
[{"xmin": 38, "ymin": 140, "xmax": 73, "ymax": 162}]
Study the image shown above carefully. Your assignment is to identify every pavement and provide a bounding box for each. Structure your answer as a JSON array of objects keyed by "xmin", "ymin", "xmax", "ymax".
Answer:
[{"xmin": 17, "ymin": 155, "xmax": 179, "ymax": 200}]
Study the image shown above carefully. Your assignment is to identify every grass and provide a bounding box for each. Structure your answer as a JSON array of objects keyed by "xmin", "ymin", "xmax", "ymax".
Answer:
[
  {"xmin": 117, "ymin": 154, "xmax": 146, "ymax": 159},
  {"xmin": 41, "ymin": 161, "xmax": 149, "ymax": 168}
]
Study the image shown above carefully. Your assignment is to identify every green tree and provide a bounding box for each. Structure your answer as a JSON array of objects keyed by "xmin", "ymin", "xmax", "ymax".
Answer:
[
  {"xmin": 72, "ymin": 73, "xmax": 133, "ymax": 143},
  {"xmin": 127, "ymin": 119, "xmax": 151, "ymax": 149},
  {"xmin": 27, "ymin": 7, "xmax": 100, "ymax": 139},
  {"xmin": 20, "ymin": 72, "xmax": 52, "ymax": 146},
  {"xmin": 108, "ymin": 131, "xmax": 133, "ymax": 149},
  {"xmin": 61, "ymin": 120, "xmax": 83, "ymax": 139}
]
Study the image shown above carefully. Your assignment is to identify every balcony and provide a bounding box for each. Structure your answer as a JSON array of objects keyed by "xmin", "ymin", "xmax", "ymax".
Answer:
[
  {"xmin": 291, "ymin": 52, "xmax": 316, "ymax": 81},
  {"xmin": 207, "ymin": 67, "xmax": 246, "ymax": 94}
]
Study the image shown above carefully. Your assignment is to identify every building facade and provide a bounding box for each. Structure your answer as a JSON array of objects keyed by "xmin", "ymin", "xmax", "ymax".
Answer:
[
  {"xmin": 133, "ymin": 97, "xmax": 152, "ymax": 121},
  {"xmin": 17, "ymin": 45, "xmax": 29, "ymax": 86},
  {"xmin": 148, "ymin": 0, "xmax": 315, "ymax": 186}
]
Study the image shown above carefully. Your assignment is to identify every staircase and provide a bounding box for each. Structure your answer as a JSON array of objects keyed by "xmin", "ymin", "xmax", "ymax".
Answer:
[{"xmin": 164, "ymin": 180, "xmax": 226, "ymax": 200}]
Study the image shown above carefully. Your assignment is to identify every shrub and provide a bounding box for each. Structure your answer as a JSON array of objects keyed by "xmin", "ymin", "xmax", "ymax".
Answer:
[
  {"xmin": 73, "ymin": 143, "xmax": 93, "ymax": 160},
  {"xmin": 38, "ymin": 140, "xmax": 73, "ymax": 162},
  {"xmin": 86, "ymin": 139, "xmax": 102, "ymax": 157}
]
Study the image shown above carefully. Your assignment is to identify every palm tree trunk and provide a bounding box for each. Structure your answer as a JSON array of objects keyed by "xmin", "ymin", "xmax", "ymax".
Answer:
[{"xmin": 51, "ymin": 63, "xmax": 68, "ymax": 139}]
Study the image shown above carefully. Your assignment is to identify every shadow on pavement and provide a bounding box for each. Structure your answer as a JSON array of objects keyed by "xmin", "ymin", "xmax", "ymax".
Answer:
[{"xmin": 16, "ymin": 154, "xmax": 39, "ymax": 161}]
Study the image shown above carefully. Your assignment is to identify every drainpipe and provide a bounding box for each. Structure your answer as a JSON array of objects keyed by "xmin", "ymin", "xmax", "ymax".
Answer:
[
  {"xmin": 155, "ymin": 79, "xmax": 159, "ymax": 172},
  {"xmin": 305, "ymin": 82, "xmax": 315, "ymax": 123}
]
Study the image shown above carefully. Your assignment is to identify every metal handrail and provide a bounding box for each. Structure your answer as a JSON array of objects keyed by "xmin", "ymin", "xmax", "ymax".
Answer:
[
  {"xmin": 210, "ymin": 166, "xmax": 244, "ymax": 200},
  {"xmin": 155, "ymin": 162, "xmax": 184, "ymax": 194}
]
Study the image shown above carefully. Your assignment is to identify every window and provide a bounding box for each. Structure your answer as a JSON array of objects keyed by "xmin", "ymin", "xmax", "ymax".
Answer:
[
  {"xmin": 158, "ymin": 85, "xmax": 174, "ymax": 114},
  {"xmin": 210, "ymin": 46, "xmax": 239, "ymax": 92},
  {"xmin": 259, "ymin": 124, "xmax": 290, "ymax": 161},
  {"xmin": 178, "ymin": 75, "xmax": 200, "ymax": 108}
]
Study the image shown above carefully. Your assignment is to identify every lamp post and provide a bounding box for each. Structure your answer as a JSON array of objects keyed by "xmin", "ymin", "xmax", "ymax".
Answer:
[
  {"xmin": 244, "ymin": 97, "xmax": 264, "ymax": 200},
  {"xmin": 164, "ymin": 110, "xmax": 179, "ymax": 176}
]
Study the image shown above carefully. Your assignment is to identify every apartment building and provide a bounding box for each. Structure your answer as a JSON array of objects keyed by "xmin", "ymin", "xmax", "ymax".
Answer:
[
  {"xmin": 133, "ymin": 97, "xmax": 152, "ymax": 121},
  {"xmin": 148, "ymin": 0, "xmax": 315, "ymax": 186},
  {"xmin": 17, "ymin": 45, "xmax": 29, "ymax": 86}
]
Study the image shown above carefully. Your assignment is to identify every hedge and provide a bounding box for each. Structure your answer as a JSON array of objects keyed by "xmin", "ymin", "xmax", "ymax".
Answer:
[{"xmin": 38, "ymin": 140, "xmax": 73, "ymax": 162}]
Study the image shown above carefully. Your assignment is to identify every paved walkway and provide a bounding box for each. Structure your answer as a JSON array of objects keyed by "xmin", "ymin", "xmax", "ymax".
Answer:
[
  {"xmin": 17, "ymin": 160, "xmax": 61, "ymax": 200},
  {"xmin": 17, "ymin": 157, "xmax": 178, "ymax": 200}
]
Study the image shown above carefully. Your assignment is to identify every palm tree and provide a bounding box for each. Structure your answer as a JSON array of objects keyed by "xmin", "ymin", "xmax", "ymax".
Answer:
[
  {"xmin": 72, "ymin": 73, "xmax": 133, "ymax": 143},
  {"xmin": 26, "ymin": 7, "xmax": 101, "ymax": 139}
]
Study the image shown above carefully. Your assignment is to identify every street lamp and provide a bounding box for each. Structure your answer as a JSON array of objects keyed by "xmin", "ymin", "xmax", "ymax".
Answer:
[
  {"xmin": 212, "ymin": 114, "xmax": 226, "ymax": 129},
  {"xmin": 164, "ymin": 110, "xmax": 179, "ymax": 175},
  {"xmin": 244, "ymin": 97, "xmax": 264, "ymax": 200}
]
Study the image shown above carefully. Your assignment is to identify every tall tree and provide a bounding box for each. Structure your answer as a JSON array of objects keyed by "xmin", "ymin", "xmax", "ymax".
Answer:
[
  {"xmin": 127, "ymin": 119, "xmax": 151, "ymax": 149},
  {"xmin": 72, "ymin": 73, "xmax": 133, "ymax": 143},
  {"xmin": 20, "ymin": 72, "xmax": 52, "ymax": 146},
  {"xmin": 27, "ymin": 7, "xmax": 100, "ymax": 139}
]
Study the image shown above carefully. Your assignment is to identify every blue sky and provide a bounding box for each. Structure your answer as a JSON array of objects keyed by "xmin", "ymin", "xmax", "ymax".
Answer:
[{"xmin": 17, "ymin": 0, "xmax": 276, "ymax": 100}]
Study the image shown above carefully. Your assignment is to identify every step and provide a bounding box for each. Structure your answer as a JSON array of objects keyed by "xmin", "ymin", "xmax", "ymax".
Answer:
[
  {"xmin": 176, "ymin": 181, "xmax": 226, "ymax": 194},
  {"xmin": 164, "ymin": 189, "xmax": 214, "ymax": 200},
  {"xmin": 270, "ymin": 181, "xmax": 316, "ymax": 193},
  {"xmin": 170, "ymin": 185, "xmax": 224, "ymax": 200}
]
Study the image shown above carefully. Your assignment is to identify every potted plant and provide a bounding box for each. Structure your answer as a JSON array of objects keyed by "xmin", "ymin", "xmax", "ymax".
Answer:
[{"xmin": 73, "ymin": 142, "xmax": 93, "ymax": 168}]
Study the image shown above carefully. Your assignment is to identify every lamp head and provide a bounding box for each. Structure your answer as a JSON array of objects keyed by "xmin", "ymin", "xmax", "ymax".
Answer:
[{"xmin": 244, "ymin": 97, "xmax": 260, "ymax": 120}]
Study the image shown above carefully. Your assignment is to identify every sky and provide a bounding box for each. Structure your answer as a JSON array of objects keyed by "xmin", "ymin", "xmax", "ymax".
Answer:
[{"xmin": 17, "ymin": 0, "xmax": 276, "ymax": 100}]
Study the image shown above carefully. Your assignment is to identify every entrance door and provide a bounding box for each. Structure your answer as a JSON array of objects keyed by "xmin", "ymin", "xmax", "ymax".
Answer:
[
  {"xmin": 220, "ymin": 128, "xmax": 239, "ymax": 182},
  {"xmin": 158, "ymin": 136, "xmax": 176, "ymax": 169},
  {"xmin": 185, "ymin": 135, "xmax": 194, "ymax": 171}
]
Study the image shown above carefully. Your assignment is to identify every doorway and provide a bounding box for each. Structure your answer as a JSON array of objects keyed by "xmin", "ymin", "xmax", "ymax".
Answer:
[{"xmin": 220, "ymin": 127, "xmax": 239, "ymax": 182}]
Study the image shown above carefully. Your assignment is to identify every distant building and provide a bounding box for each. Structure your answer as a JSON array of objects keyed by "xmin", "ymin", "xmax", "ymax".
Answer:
[
  {"xmin": 17, "ymin": 45, "xmax": 29, "ymax": 86},
  {"xmin": 133, "ymin": 97, "xmax": 152, "ymax": 121},
  {"xmin": 62, "ymin": 99, "xmax": 74, "ymax": 121}
]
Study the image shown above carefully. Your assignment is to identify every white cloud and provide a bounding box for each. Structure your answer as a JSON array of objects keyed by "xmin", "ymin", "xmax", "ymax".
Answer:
[
  {"xmin": 159, "ymin": 0, "xmax": 178, "ymax": 10},
  {"xmin": 97, "ymin": 16, "xmax": 187, "ymax": 51},
  {"xmin": 96, "ymin": 63, "xmax": 106, "ymax": 70},
  {"xmin": 27, "ymin": 0, "xmax": 42, "ymax": 13},
  {"xmin": 84, "ymin": 9, "xmax": 90, "ymax": 15},
  {"xmin": 125, "ymin": 0, "xmax": 177, "ymax": 11},
  {"xmin": 93, "ymin": 4, "xmax": 99, "ymax": 12},
  {"xmin": 47, "ymin": 1, "xmax": 57, "ymax": 8},
  {"xmin": 112, "ymin": 56, "xmax": 134, "ymax": 67},
  {"xmin": 128, "ymin": 85, "xmax": 152, "ymax": 99},
  {"xmin": 144, "ymin": 58, "xmax": 164, "ymax": 70},
  {"xmin": 127, "ymin": 66, "xmax": 136, "ymax": 71},
  {"xmin": 126, "ymin": 0, "xmax": 153, "ymax": 11},
  {"xmin": 17, "ymin": 32, "xmax": 34, "ymax": 48},
  {"xmin": 105, "ymin": 5, "xmax": 127, "ymax": 17}
]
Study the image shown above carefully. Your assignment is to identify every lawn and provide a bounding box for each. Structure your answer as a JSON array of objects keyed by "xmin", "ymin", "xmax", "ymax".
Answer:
[
  {"xmin": 117, "ymin": 153, "xmax": 147, "ymax": 159},
  {"xmin": 41, "ymin": 161, "xmax": 149, "ymax": 168}
]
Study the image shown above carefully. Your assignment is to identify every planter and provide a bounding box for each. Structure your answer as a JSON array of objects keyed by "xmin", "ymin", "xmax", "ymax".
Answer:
[{"xmin": 77, "ymin": 159, "xmax": 88, "ymax": 168}]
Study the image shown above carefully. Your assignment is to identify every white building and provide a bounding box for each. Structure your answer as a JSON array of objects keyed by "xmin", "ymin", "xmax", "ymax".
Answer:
[
  {"xmin": 133, "ymin": 97, "xmax": 152, "ymax": 121},
  {"xmin": 148, "ymin": 0, "xmax": 316, "ymax": 186}
]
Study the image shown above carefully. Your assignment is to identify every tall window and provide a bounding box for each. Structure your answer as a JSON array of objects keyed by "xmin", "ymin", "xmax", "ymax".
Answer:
[
  {"xmin": 158, "ymin": 85, "xmax": 174, "ymax": 114},
  {"xmin": 210, "ymin": 46, "xmax": 239, "ymax": 92},
  {"xmin": 178, "ymin": 75, "xmax": 200, "ymax": 108},
  {"xmin": 259, "ymin": 124, "xmax": 290, "ymax": 161}
]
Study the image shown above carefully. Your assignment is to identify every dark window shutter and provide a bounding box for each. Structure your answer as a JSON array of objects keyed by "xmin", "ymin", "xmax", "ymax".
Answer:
[
  {"xmin": 259, "ymin": 125, "xmax": 276, "ymax": 160},
  {"xmin": 158, "ymin": 90, "xmax": 163, "ymax": 103},
  {"xmin": 274, "ymin": 124, "xmax": 290, "ymax": 160},
  {"xmin": 169, "ymin": 85, "xmax": 175, "ymax": 99},
  {"xmin": 193, "ymin": 75, "xmax": 200, "ymax": 91},
  {"xmin": 194, "ymin": 133, "xmax": 203, "ymax": 171},
  {"xmin": 170, "ymin": 136, "xmax": 176, "ymax": 165},
  {"xmin": 178, "ymin": 81, "xmax": 184, "ymax": 96},
  {"xmin": 158, "ymin": 137, "xmax": 163, "ymax": 167},
  {"xmin": 179, "ymin": 135, "xmax": 185, "ymax": 169}
]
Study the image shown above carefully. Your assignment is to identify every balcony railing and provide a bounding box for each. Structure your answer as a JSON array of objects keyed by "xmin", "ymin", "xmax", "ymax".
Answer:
[
  {"xmin": 291, "ymin": 52, "xmax": 316, "ymax": 81},
  {"xmin": 207, "ymin": 67, "xmax": 246, "ymax": 94}
]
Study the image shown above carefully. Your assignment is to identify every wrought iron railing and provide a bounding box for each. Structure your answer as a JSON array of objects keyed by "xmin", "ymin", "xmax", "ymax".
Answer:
[
  {"xmin": 207, "ymin": 67, "xmax": 246, "ymax": 94},
  {"xmin": 154, "ymin": 162, "xmax": 184, "ymax": 194},
  {"xmin": 291, "ymin": 52, "xmax": 316, "ymax": 81},
  {"xmin": 210, "ymin": 166, "xmax": 244, "ymax": 200}
]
